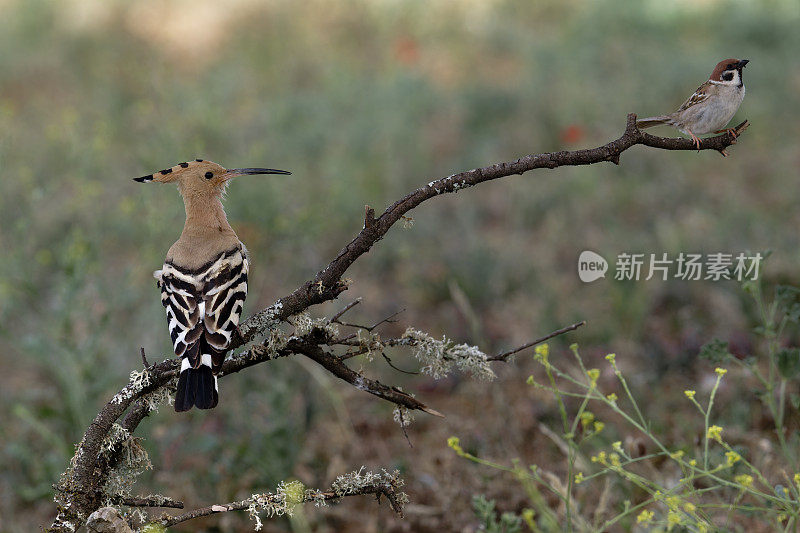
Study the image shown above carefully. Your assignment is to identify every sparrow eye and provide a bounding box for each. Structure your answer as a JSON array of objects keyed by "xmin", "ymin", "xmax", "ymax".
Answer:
[{"xmin": 204, "ymin": 172, "xmax": 214, "ymax": 179}]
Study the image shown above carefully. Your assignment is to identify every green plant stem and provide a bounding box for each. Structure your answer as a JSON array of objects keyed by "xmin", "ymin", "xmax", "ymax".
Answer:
[{"xmin": 703, "ymin": 375, "xmax": 722, "ymax": 471}]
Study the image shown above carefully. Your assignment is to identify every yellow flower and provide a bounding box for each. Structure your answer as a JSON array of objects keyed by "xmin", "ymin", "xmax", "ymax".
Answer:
[
  {"xmin": 689, "ymin": 459, "xmax": 697, "ymax": 467},
  {"xmin": 593, "ymin": 421, "xmax": 605, "ymax": 434},
  {"xmin": 668, "ymin": 510, "xmax": 681, "ymax": 525},
  {"xmin": 586, "ymin": 368, "xmax": 600, "ymax": 386},
  {"xmin": 605, "ymin": 353, "xmax": 616, "ymax": 363},
  {"xmin": 637, "ymin": 510, "xmax": 654, "ymax": 524},
  {"xmin": 606, "ymin": 393, "xmax": 618, "ymax": 403},
  {"xmin": 612, "ymin": 441, "xmax": 623, "ymax": 453},
  {"xmin": 715, "ymin": 367, "xmax": 728, "ymax": 376},
  {"xmin": 447, "ymin": 436, "xmax": 464, "ymax": 456},
  {"xmin": 683, "ymin": 502, "xmax": 696, "ymax": 513},
  {"xmin": 670, "ymin": 450, "xmax": 685, "ymax": 460},
  {"xmin": 574, "ymin": 472, "xmax": 584, "ymax": 484},
  {"xmin": 734, "ymin": 474, "xmax": 753, "ymax": 488},
  {"xmin": 684, "ymin": 390, "xmax": 696, "ymax": 400},
  {"xmin": 725, "ymin": 451, "xmax": 741, "ymax": 466},
  {"xmin": 534, "ymin": 344, "xmax": 550, "ymax": 368},
  {"xmin": 794, "ymin": 473, "xmax": 800, "ymax": 489},
  {"xmin": 609, "ymin": 453, "xmax": 621, "ymax": 467},
  {"xmin": 591, "ymin": 451, "xmax": 607, "ymax": 465},
  {"xmin": 707, "ymin": 425, "xmax": 723, "ymax": 442},
  {"xmin": 698, "ymin": 523, "xmax": 708, "ymax": 533},
  {"xmin": 526, "ymin": 375, "xmax": 535, "ymax": 385},
  {"xmin": 580, "ymin": 411, "xmax": 595, "ymax": 427},
  {"xmin": 521, "ymin": 509, "xmax": 535, "ymax": 529},
  {"xmin": 665, "ymin": 496, "xmax": 680, "ymax": 510}
]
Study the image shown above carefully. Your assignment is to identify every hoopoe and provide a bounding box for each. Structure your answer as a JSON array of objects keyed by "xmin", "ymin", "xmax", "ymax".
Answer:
[{"xmin": 134, "ymin": 159, "xmax": 291, "ymax": 411}]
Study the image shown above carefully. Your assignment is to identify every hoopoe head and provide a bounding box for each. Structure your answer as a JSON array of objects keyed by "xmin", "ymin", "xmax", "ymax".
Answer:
[{"xmin": 133, "ymin": 159, "xmax": 291, "ymax": 198}]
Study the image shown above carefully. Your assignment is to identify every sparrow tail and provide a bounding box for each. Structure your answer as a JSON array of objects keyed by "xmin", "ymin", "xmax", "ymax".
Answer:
[{"xmin": 636, "ymin": 116, "xmax": 671, "ymax": 129}]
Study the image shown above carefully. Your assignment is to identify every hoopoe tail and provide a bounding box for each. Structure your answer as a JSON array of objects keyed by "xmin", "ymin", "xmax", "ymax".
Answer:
[{"xmin": 175, "ymin": 354, "xmax": 219, "ymax": 412}]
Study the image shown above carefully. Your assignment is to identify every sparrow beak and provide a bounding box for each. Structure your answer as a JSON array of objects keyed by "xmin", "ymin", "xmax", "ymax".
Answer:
[
  {"xmin": 737, "ymin": 59, "xmax": 749, "ymax": 69},
  {"xmin": 225, "ymin": 168, "xmax": 292, "ymax": 179}
]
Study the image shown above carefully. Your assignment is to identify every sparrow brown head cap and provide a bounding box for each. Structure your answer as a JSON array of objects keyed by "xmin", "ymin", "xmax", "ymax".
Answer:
[{"xmin": 709, "ymin": 58, "xmax": 748, "ymax": 82}]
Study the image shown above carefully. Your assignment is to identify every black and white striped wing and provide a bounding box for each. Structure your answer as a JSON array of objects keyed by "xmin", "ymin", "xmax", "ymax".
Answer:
[
  {"xmin": 202, "ymin": 248, "xmax": 249, "ymax": 369},
  {"xmin": 157, "ymin": 266, "xmax": 204, "ymax": 367},
  {"xmin": 157, "ymin": 247, "xmax": 249, "ymax": 372}
]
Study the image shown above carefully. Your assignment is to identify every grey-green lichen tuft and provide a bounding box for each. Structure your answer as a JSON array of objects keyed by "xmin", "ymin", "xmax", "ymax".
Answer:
[{"xmin": 402, "ymin": 327, "xmax": 495, "ymax": 380}]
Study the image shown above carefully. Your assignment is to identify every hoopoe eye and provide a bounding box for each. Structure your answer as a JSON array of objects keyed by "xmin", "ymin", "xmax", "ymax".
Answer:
[{"xmin": 204, "ymin": 172, "xmax": 214, "ymax": 179}]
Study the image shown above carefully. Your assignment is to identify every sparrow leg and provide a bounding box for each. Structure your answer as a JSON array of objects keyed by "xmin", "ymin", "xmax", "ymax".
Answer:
[{"xmin": 687, "ymin": 129, "xmax": 701, "ymax": 151}]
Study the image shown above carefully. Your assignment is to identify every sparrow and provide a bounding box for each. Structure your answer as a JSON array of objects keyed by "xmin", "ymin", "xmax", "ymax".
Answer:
[{"xmin": 637, "ymin": 58, "xmax": 748, "ymax": 151}]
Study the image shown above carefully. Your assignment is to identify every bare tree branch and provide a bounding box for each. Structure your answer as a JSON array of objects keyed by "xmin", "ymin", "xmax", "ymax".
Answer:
[
  {"xmin": 156, "ymin": 477, "xmax": 405, "ymax": 528},
  {"xmin": 48, "ymin": 115, "xmax": 749, "ymax": 532},
  {"xmin": 289, "ymin": 331, "xmax": 445, "ymax": 417},
  {"xmin": 234, "ymin": 116, "xmax": 748, "ymax": 346},
  {"xmin": 52, "ymin": 485, "xmax": 184, "ymax": 509}
]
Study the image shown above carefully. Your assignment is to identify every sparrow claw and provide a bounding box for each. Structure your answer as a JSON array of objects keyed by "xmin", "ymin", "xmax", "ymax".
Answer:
[
  {"xmin": 688, "ymin": 131, "xmax": 701, "ymax": 151},
  {"xmin": 715, "ymin": 127, "xmax": 738, "ymax": 140},
  {"xmin": 719, "ymin": 149, "xmax": 729, "ymax": 158}
]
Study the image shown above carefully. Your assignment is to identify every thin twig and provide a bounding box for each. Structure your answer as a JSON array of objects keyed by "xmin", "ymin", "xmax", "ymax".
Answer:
[
  {"xmin": 338, "ymin": 336, "xmax": 412, "ymax": 361},
  {"xmin": 333, "ymin": 308, "xmax": 405, "ymax": 332},
  {"xmin": 330, "ymin": 298, "xmax": 363, "ymax": 323},
  {"xmin": 398, "ymin": 408, "xmax": 414, "ymax": 448},
  {"xmin": 488, "ymin": 321, "xmax": 587, "ymax": 361},
  {"xmin": 381, "ymin": 352, "xmax": 419, "ymax": 375}
]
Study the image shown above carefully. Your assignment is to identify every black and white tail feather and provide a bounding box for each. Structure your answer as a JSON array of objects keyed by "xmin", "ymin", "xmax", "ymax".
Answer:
[{"xmin": 156, "ymin": 246, "xmax": 248, "ymax": 411}]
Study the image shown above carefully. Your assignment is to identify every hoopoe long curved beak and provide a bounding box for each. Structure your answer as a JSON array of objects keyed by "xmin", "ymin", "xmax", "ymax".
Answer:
[{"xmin": 225, "ymin": 168, "xmax": 292, "ymax": 179}]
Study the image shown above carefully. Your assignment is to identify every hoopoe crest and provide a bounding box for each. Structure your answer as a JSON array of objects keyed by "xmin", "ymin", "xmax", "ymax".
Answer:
[{"xmin": 135, "ymin": 159, "xmax": 291, "ymax": 411}]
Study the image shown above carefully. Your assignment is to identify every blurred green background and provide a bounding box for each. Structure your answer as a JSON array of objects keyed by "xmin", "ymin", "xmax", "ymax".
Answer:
[{"xmin": 1, "ymin": 0, "xmax": 799, "ymax": 530}]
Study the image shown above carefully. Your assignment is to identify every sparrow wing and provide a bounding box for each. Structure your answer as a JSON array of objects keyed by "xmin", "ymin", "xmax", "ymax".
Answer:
[{"xmin": 677, "ymin": 81, "xmax": 712, "ymax": 113}]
